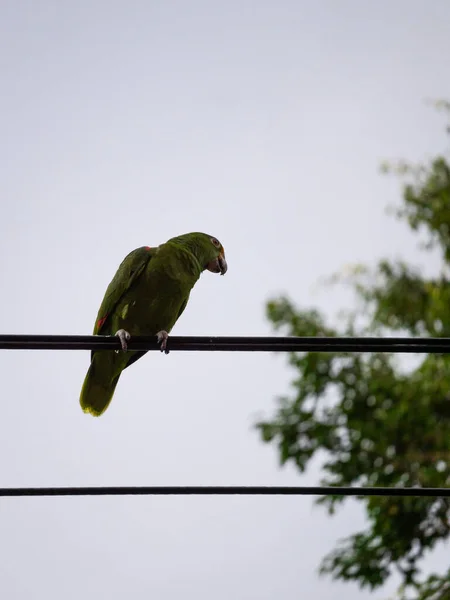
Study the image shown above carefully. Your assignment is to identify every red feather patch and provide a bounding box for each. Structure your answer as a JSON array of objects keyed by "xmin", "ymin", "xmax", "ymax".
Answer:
[{"xmin": 97, "ymin": 316, "xmax": 108, "ymax": 329}]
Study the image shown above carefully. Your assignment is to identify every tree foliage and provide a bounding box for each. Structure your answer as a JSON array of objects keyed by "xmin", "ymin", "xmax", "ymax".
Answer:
[{"xmin": 257, "ymin": 105, "xmax": 450, "ymax": 599}]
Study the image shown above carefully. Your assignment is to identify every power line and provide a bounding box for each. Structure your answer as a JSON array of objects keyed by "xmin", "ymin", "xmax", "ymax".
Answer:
[
  {"xmin": 1, "ymin": 486, "xmax": 449, "ymax": 497},
  {"xmin": 1, "ymin": 335, "xmax": 448, "ymax": 500},
  {"xmin": 1, "ymin": 334, "xmax": 450, "ymax": 353}
]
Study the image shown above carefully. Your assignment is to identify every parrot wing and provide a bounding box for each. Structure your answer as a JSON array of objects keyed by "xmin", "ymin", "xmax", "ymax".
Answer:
[{"xmin": 94, "ymin": 246, "xmax": 156, "ymax": 336}]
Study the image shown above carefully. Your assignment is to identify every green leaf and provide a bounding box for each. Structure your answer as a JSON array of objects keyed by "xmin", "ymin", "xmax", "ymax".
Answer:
[{"xmin": 258, "ymin": 104, "xmax": 450, "ymax": 599}]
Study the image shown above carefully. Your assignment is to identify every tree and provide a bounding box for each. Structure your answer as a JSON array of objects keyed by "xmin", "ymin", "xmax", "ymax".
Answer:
[{"xmin": 256, "ymin": 102, "xmax": 450, "ymax": 600}]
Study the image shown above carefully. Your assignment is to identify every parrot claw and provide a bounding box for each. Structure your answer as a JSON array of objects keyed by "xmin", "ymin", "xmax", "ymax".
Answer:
[
  {"xmin": 156, "ymin": 330, "xmax": 169, "ymax": 354},
  {"xmin": 115, "ymin": 329, "xmax": 131, "ymax": 352}
]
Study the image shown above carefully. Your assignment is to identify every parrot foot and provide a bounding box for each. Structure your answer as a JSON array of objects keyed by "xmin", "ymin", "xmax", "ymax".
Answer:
[
  {"xmin": 156, "ymin": 330, "xmax": 169, "ymax": 354},
  {"xmin": 115, "ymin": 329, "xmax": 131, "ymax": 353}
]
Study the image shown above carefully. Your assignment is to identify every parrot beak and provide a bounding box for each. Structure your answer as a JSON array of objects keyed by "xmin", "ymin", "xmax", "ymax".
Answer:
[
  {"xmin": 207, "ymin": 250, "xmax": 227, "ymax": 275},
  {"xmin": 218, "ymin": 253, "xmax": 227, "ymax": 275}
]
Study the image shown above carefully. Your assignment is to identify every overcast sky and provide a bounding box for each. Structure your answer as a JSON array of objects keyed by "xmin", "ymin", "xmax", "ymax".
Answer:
[{"xmin": 1, "ymin": 1, "xmax": 450, "ymax": 599}]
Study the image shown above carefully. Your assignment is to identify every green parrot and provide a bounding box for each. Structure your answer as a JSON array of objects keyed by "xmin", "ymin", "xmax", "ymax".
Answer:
[{"xmin": 79, "ymin": 232, "xmax": 227, "ymax": 416}]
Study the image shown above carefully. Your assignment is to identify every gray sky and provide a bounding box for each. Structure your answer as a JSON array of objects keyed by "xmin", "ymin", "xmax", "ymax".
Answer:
[{"xmin": 1, "ymin": 1, "xmax": 450, "ymax": 598}]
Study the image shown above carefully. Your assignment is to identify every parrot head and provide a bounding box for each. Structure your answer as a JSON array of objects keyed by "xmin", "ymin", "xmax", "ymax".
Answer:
[
  {"xmin": 168, "ymin": 232, "xmax": 227, "ymax": 275},
  {"xmin": 205, "ymin": 235, "xmax": 227, "ymax": 276}
]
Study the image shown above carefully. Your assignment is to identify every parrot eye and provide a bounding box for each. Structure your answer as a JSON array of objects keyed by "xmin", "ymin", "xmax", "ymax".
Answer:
[{"xmin": 211, "ymin": 237, "xmax": 221, "ymax": 248}]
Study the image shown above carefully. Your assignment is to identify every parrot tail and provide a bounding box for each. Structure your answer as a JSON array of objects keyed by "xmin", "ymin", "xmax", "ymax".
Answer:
[{"xmin": 79, "ymin": 352, "xmax": 122, "ymax": 416}]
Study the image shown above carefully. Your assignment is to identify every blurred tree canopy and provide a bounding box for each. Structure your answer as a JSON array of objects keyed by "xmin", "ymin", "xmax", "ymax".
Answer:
[{"xmin": 257, "ymin": 102, "xmax": 450, "ymax": 600}]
